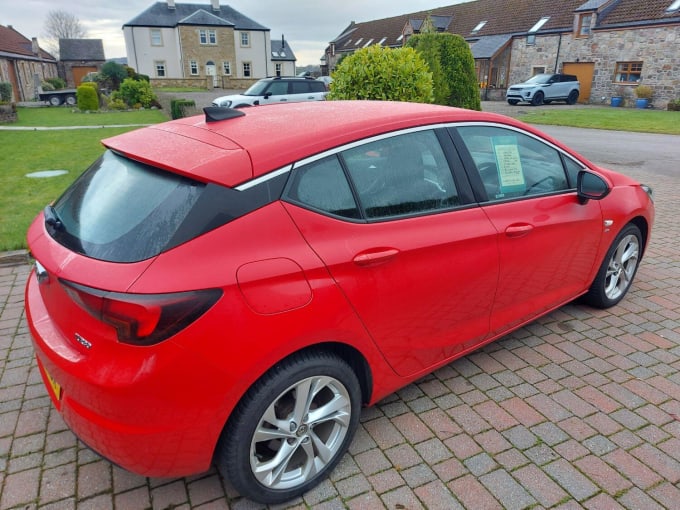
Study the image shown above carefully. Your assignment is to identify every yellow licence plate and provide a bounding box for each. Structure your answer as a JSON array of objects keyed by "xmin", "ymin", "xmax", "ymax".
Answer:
[{"xmin": 44, "ymin": 367, "xmax": 63, "ymax": 401}]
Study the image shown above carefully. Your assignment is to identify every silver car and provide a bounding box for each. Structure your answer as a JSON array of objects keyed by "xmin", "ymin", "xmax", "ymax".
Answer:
[
  {"xmin": 506, "ymin": 73, "xmax": 580, "ymax": 106},
  {"xmin": 213, "ymin": 76, "xmax": 327, "ymax": 108}
]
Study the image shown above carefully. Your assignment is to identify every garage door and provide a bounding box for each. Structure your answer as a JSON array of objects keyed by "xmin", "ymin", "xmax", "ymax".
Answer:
[
  {"xmin": 73, "ymin": 66, "xmax": 97, "ymax": 85},
  {"xmin": 562, "ymin": 62, "xmax": 594, "ymax": 103}
]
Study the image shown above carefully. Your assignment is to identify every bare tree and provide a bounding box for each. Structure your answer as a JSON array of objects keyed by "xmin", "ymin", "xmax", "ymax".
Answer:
[{"xmin": 42, "ymin": 10, "xmax": 87, "ymax": 58}]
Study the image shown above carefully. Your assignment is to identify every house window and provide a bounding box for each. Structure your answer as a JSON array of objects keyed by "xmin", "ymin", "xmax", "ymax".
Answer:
[
  {"xmin": 190, "ymin": 60, "xmax": 198, "ymax": 75},
  {"xmin": 532, "ymin": 66, "xmax": 546, "ymax": 75},
  {"xmin": 275, "ymin": 63, "xmax": 282, "ymax": 76},
  {"xmin": 199, "ymin": 29, "xmax": 217, "ymax": 45},
  {"xmin": 615, "ymin": 61, "xmax": 643, "ymax": 83},
  {"xmin": 223, "ymin": 61, "xmax": 231, "ymax": 75},
  {"xmin": 155, "ymin": 61, "xmax": 166, "ymax": 77},
  {"xmin": 527, "ymin": 34, "xmax": 536, "ymax": 45},
  {"xmin": 150, "ymin": 29, "xmax": 162, "ymax": 46},
  {"xmin": 242, "ymin": 62, "xmax": 251, "ymax": 77},
  {"xmin": 240, "ymin": 32, "xmax": 250, "ymax": 47},
  {"xmin": 577, "ymin": 14, "xmax": 592, "ymax": 37}
]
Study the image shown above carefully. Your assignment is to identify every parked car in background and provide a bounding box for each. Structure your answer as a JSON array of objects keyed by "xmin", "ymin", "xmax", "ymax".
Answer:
[
  {"xmin": 26, "ymin": 100, "xmax": 653, "ymax": 504},
  {"xmin": 316, "ymin": 75, "xmax": 333, "ymax": 90},
  {"xmin": 506, "ymin": 73, "xmax": 580, "ymax": 106},
  {"xmin": 212, "ymin": 76, "xmax": 327, "ymax": 108}
]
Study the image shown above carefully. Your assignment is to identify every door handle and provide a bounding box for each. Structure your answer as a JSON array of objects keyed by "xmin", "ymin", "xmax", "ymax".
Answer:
[
  {"xmin": 353, "ymin": 248, "xmax": 399, "ymax": 267},
  {"xmin": 505, "ymin": 224, "xmax": 534, "ymax": 238}
]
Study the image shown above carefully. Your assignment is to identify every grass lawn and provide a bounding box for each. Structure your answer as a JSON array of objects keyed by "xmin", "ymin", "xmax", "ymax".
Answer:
[
  {"xmin": 1, "ymin": 121, "xmax": 158, "ymax": 251},
  {"xmin": 14, "ymin": 106, "xmax": 168, "ymax": 127},
  {"xmin": 521, "ymin": 107, "xmax": 680, "ymax": 135}
]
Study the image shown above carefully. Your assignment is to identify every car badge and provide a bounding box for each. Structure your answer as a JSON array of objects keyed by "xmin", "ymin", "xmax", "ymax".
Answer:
[{"xmin": 75, "ymin": 333, "xmax": 93, "ymax": 350}]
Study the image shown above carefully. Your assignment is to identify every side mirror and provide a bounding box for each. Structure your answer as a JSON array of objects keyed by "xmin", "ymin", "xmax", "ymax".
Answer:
[
  {"xmin": 577, "ymin": 170, "xmax": 610, "ymax": 204},
  {"xmin": 264, "ymin": 91, "xmax": 272, "ymax": 99}
]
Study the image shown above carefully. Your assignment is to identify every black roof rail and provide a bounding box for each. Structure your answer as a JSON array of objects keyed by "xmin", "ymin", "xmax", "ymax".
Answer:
[{"xmin": 204, "ymin": 106, "xmax": 245, "ymax": 123}]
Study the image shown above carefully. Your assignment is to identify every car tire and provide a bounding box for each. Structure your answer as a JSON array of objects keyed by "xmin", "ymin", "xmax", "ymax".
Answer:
[
  {"xmin": 544, "ymin": 100, "xmax": 552, "ymax": 105},
  {"xmin": 65, "ymin": 95, "xmax": 76, "ymax": 106},
  {"xmin": 48, "ymin": 96, "xmax": 62, "ymax": 106},
  {"xmin": 531, "ymin": 92, "xmax": 544, "ymax": 106},
  {"xmin": 582, "ymin": 224, "xmax": 642, "ymax": 309},
  {"xmin": 567, "ymin": 90, "xmax": 579, "ymax": 105},
  {"xmin": 215, "ymin": 351, "xmax": 361, "ymax": 504},
  {"xmin": 507, "ymin": 100, "xmax": 519, "ymax": 106}
]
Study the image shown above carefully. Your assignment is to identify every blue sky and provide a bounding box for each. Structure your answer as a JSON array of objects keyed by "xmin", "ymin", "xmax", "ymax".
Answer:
[{"xmin": 5, "ymin": 0, "xmax": 466, "ymax": 65}]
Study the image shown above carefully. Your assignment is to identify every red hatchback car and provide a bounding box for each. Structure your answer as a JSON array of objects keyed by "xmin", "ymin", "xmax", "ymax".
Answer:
[{"xmin": 26, "ymin": 101, "xmax": 653, "ymax": 504}]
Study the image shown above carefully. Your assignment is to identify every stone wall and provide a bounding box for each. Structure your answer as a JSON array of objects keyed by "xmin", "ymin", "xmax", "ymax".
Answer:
[
  {"xmin": 151, "ymin": 77, "xmax": 213, "ymax": 89},
  {"xmin": 179, "ymin": 26, "xmax": 236, "ymax": 85},
  {"xmin": 0, "ymin": 103, "xmax": 17, "ymax": 123}
]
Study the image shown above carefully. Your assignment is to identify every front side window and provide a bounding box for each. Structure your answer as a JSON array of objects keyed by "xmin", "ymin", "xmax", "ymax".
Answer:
[
  {"xmin": 150, "ymin": 29, "xmax": 162, "ymax": 46},
  {"xmin": 342, "ymin": 130, "xmax": 459, "ymax": 219},
  {"xmin": 615, "ymin": 61, "xmax": 642, "ymax": 83},
  {"xmin": 457, "ymin": 126, "xmax": 569, "ymax": 201},
  {"xmin": 155, "ymin": 61, "xmax": 166, "ymax": 77},
  {"xmin": 190, "ymin": 60, "xmax": 198, "ymax": 75},
  {"xmin": 242, "ymin": 62, "xmax": 251, "ymax": 77},
  {"xmin": 240, "ymin": 32, "xmax": 250, "ymax": 47}
]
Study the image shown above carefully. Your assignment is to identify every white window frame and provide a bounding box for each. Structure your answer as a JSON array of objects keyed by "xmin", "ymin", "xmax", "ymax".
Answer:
[
  {"xmin": 275, "ymin": 63, "xmax": 282, "ymax": 75},
  {"xmin": 223, "ymin": 61, "xmax": 231, "ymax": 75},
  {"xmin": 199, "ymin": 29, "xmax": 217, "ymax": 45},
  {"xmin": 242, "ymin": 61, "xmax": 252, "ymax": 77},
  {"xmin": 154, "ymin": 61, "xmax": 166, "ymax": 78},
  {"xmin": 240, "ymin": 31, "xmax": 250, "ymax": 47},
  {"xmin": 150, "ymin": 29, "xmax": 163, "ymax": 46},
  {"xmin": 190, "ymin": 60, "xmax": 199, "ymax": 75}
]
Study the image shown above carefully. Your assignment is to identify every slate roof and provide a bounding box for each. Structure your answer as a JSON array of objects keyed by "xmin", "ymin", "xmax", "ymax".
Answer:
[
  {"xmin": 470, "ymin": 34, "xmax": 512, "ymax": 59},
  {"xmin": 0, "ymin": 25, "xmax": 55, "ymax": 61},
  {"xmin": 59, "ymin": 39, "xmax": 105, "ymax": 61},
  {"xmin": 124, "ymin": 2, "xmax": 268, "ymax": 30},
  {"xmin": 329, "ymin": 0, "xmax": 680, "ymax": 53},
  {"xmin": 271, "ymin": 38, "xmax": 296, "ymax": 61}
]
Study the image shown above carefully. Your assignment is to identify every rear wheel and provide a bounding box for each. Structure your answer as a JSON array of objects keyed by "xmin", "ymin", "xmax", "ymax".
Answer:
[
  {"xmin": 567, "ymin": 90, "xmax": 579, "ymax": 105},
  {"xmin": 531, "ymin": 92, "xmax": 544, "ymax": 106},
  {"xmin": 507, "ymin": 99, "xmax": 519, "ymax": 105},
  {"xmin": 582, "ymin": 224, "xmax": 642, "ymax": 308},
  {"xmin": 65, "ymin": 95, "xmax": 76, "ymax": 105},
  {"xmin": 48, "ymin": 95, "xmax": 62, "ymax": 106},
  {"xmin": 215, "ymin": 351, "xmax": 361, "ymax": 504}
]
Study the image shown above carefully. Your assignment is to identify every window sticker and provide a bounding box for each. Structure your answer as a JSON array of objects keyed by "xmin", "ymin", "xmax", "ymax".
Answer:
[{"xmin": 492, "ymin": 136, "xmax": 525, "ymax": 193}]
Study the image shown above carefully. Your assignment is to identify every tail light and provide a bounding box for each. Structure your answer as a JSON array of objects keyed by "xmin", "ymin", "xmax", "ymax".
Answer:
[{"xmin": 61, "ymin": 280, "xmax": 222, "ymax": 346}]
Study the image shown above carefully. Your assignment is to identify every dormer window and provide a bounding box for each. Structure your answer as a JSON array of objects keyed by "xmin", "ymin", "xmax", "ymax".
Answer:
[
  {"xmin": 577, "ymin": 13, "xmax": 592, "ymax": 37},
  {"xmin": 471, "ymin": 21, "xmax": 487, "ymax": 34}
]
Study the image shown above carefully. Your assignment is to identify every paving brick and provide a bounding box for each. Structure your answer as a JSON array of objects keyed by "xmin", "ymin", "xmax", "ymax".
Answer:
[
  {"xmin": 363, "ymin": 417, "xmax": 404, "ymax": 450},
  {"xmin": 443, "ymin": 433, "xmax": 482, "ymax": 460},
  {"xmin": 346, "ymin": 491, "xmax": 387, "ymax": 510},
  {"xmin": 544, "ymin": 458, "xmax": 599, "ymax": 502},
  {"xmin": 513, "ymin": 463, "xmax": 569, "ymax": 508},
  {"xmin": 1, "ymin": 467, "xmax": 41, "ymax": 508},
  {"xmin": 115, "ymin": 487, "xmax": 152, "ymax": 510},
  {"xmin": 419, "ymin": 408, "xmax": 461, "ymax": 440},
  {"xmin": 603, "ymin": 449, "xmax": 663, "ymax": 489},
  {"xmin": 380, "ymin": 485, "xmax": 424, "ymax": 510},
  {"xmin": 480, "ymin": 469, "xmax": 536, "ymax": 510},
  {"xmin": 500, "ymin": 396, "xmax": 545, "ymax": 427},
  {"xmin": 413, "ymin": 480, "xmax": 465, "ymax": 510},
  {"xmin": 629, "ymin": 443, "xmax": 680, "ymax": 483},
  {"xmin": 391, "ymin": 412, "xmax": 434, "ymax": 444},
  {"xmin": 354, "ymin": 448, "xmax": 392, "ymax": 476},
  {"xmin": 617, "ymin": 487, "xmax": 666, "ymax": 510},
  {"xmin": 448, "ymin": 474, "xmax": 500, "ymax": 510},
  {"xmin": 574, "ymin": 455, "xmax": 633, "ymax": 495},
  {"xmin": 368, "ymin": 468, "xmax": 404, "ymax": 494}
]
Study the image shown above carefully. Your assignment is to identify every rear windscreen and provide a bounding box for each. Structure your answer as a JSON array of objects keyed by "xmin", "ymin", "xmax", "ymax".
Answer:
[
  {"xmin": 47, "ymin": 150, "xmax": 289, "ymax": 263},
  {"xmin": 49, "ymin": 150, "xmax": 204, "ymax": 262}
]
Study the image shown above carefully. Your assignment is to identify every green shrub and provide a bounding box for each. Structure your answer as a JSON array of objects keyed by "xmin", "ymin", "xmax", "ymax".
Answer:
[
  {"xmin": 77, "ymin": 84, "xmax": 99, "ymax": 111},
  {"xmin": 170, "ymin": 99, "xmax": 196, "ymax": 119},
  {"xmin": 0, "ymin": 82, "xmax": 12, "ymax": 103},
  {"xmin": 328, "ymin": 45, "xmax": 433, "ymax": 103},
  {"xmin": 668, "ymin": 99, "xmax": 680, "ymax": 111},
  {"xmin": 119, "ymin": 78, "xmax": 157, "ymax": 108},
  {"xmin": 407, "ymin": 32, "xmax": 481, "ymax": 110},
  {"xmin": 41, "ymin": 81, "xmax": 56, "ymax": 91},
  {"xmin": 107, "ymin": 98, "xmax": 128, "ymax": 110},
  {"xmin": 100, "ymin": 61, "xmax": 128, "ymax": 91},
  {"xmin": 45, "ymin": 77, "xmax": 67, "ymax": 89}
]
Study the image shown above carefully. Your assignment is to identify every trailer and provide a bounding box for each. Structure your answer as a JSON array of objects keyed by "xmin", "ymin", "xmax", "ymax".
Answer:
[{"xmin": 39, "ymin": 89, "xmax": 78, "ymax": 106}]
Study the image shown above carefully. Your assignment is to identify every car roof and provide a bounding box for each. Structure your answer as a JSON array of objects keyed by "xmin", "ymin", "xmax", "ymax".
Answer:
[{"xmin": 102, "ymin": 100, "xmax": 541, "ymax": 187}]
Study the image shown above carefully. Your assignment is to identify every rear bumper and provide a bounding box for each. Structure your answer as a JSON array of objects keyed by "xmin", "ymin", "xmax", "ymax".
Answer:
[{"xmin": 25, "ymin": 269, "xmax": 228, "ymax": 477}]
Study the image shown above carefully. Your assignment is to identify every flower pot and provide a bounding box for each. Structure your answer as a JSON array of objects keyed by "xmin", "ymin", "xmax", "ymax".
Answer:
[
  {"xmin": 635, "ymin": 98, "xmax": 649, "ymax": 109},
  {"xmin": 610, "ymin": 97, "xmax": 623, "ymax": 107}
]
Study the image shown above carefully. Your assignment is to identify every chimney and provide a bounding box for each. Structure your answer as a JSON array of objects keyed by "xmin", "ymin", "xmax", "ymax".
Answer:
[
  {"xmin": 211, "ymin": 0, "xmax": 219, "ymax": 11},
  {"xmin": 31, "ymin": 37, "xmax": 40, "ymax": 55},
  {"xmin": 167, "ymin": 0, "xmax": 175, "ymax": 9}
]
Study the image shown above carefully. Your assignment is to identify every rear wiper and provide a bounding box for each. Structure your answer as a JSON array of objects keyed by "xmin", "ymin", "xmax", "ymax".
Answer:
[{"xmin": 44, "ymin": 205, "xmax": 64, "ymax": 230}]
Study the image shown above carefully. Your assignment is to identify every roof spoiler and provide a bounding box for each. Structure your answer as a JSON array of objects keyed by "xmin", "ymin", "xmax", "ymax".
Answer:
[{"xmin": 204, "ymin": 106, "xmax": 246, "ymax": 123}]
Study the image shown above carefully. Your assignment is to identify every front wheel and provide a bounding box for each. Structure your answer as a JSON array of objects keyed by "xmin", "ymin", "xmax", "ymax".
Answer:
[
  {"xmin": 582, "ymin": 224, "xmax": 642, "ymax": 308},
  {"xmin": 215, "ymin": 351, "xmax": 361, "ymax": 504},
  {"xmin": 531, "ymin": 92, "xmax": 544, "ymax": 106},
  {"xmin": 48, "ymin": 95, "xmax": 62, "ymax": 106},
  {"xmin": 566, "ymin": 90, "xmax": 579, "ymax": 105},
  {"xmin": 65, "ymin": 95, "xmax": 76, "ymax": 105}
]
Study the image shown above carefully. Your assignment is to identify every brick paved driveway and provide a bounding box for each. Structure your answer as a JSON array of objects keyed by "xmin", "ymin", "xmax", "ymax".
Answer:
[{"xmin": 1, "ymin": 128, "xmax": 679, "ymax": 509}]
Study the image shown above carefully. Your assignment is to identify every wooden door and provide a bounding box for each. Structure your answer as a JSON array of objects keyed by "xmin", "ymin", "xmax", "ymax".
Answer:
[
  {"xmin": 73, "ymin": 66, "xmax": 97, "ymax": 85},
  {"xmin": 562, "ymin": 62, "xmax": 594, "ymax": 103}
]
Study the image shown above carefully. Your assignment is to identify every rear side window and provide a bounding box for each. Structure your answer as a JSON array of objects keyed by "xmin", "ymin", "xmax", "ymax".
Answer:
[{"xmin": 309, "ymin": 81, "xmax": 326, "ymax": 93}]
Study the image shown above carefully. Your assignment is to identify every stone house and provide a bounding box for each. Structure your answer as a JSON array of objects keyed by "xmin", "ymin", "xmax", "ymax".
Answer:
[
  {"xmin": 123, "ymin": 0, "xmax": 297, "ymax": 89},
  {"xmin": 325, "ymin": 0, "xmax": 680, "ymax": 107},
  {"xmin": 58, "ymin": 39, "xmax": 106, "ymax": 87},
  {"xmin": 0, "ymin": 24, "xmax": 57, "ymax": 102}
]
